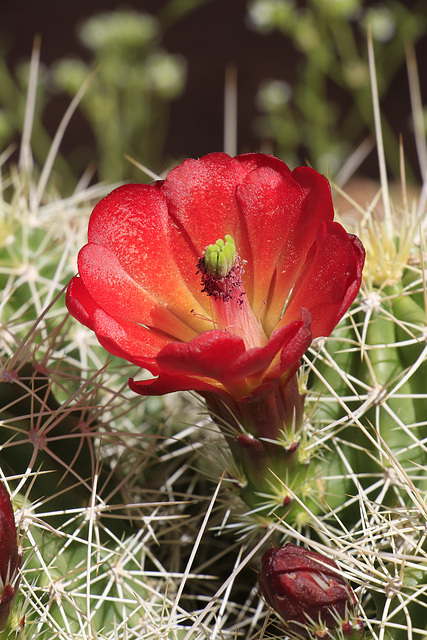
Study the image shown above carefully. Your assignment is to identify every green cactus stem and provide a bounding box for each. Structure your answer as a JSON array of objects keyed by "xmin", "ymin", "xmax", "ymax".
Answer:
[{"xmin": 0, "ymin": 360, "xmax": 127, "ymax": 527}]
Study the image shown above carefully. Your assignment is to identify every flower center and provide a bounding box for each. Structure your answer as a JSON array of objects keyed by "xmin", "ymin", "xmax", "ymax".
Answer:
[
  {"xmin": 204, "ymin": 234, "xmax": 236, "ymax": 279},
  {"xmin": 198, "ymin": 235, "xmax": 268, "ymax": 350}
]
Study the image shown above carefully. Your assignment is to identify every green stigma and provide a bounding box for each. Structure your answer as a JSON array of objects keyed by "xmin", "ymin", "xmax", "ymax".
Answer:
[{"xmin": 204, "ymin": 235, "xmax": 236, "ymax": 278}]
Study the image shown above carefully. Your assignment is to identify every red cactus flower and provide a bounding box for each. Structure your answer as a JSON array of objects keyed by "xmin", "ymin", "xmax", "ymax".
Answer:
[
  {"xmin": 0, "ymin": 482, "xmax": 22, "ymax": 630},
  {"xmin": 259, "ymin": 544, "xmax": 364, "ymax": 637},
  {"xmin": 66, "ymin": 153, "xmax": 364, "ymax": 405}
]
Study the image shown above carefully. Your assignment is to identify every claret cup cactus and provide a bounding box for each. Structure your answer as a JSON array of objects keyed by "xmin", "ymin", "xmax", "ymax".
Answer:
[{"xmin": 2, "ymin": 40, "xmax": 427, "ymax": 635}]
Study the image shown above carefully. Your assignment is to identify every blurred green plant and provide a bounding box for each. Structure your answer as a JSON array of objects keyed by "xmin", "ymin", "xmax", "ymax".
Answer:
[
  {"xmin": 0, "ymin": 5, "xmax": 191, "ymax": 190},
  {"xmin": 248, "ymin": 0, "xmax": 426, "ymax": 177},
  {"xmin": 51, "ymin": 9, "xmax": 186, "ymax": 183},
  {"xmin": 0, "ymin": 45, "xmax": 77, "ymax": 190}
]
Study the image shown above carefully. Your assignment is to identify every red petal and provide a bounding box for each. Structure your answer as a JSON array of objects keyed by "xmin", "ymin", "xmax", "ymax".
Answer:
[
  {"xmin": 67, "ymin": 272, "xmax": 187, "ymax": 371},
  {"xmin": 235, "ymin": 166, "xmax": 304, "ymax": 315},
  {"xmin": 269, "ymin": 167, "xmax": 335, "ymax": 334},
  {"xmin": 66, "ymin": 276, "xmax": 174, "ymax": 370},
  {"xmin": 129, "ymin": 372, "xmax": 223, "ymax": 396},
  {"xmin": 282, "ymin": 222, "xmax": 365, "ymax": 338},
  {"xmin": 236, "ymin": 166, "xmax": 334, "ymax": 334},
  {"xmin": 236, "ymin": 153, "xmax": 293, "ymax": 177},
  {"xmin": 78, "ymin": 243, "xmax": 204, "ymax": 342},
  {"xmin": 156, "ymin": 330, "xmax": 247, "ymax": 379},
  {"xmin": 92, "ymin": 309, "xmax": 170, "ymax": 372},
  {"xmin": 66, "ymin": 276, "xmax": 98, "ymax": 330},
  {"xmin": 280, "ymin": 308, "xmax": 313, "ymax": 372},
  {"xmin": 225, "ymin": 310, "xmax": 312, "ymax": 383},
  {"xmin": 87, "ymin": 183, "xmax": 209, "ymax": 320}
]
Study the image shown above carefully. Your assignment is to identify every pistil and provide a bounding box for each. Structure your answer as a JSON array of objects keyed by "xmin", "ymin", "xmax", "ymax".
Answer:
[{"xmin": 198, "ymin": 235, "xmax": 268, "ymax": 350}]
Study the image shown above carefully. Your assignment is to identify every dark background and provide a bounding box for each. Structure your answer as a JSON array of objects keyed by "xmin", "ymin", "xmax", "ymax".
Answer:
[{"xmin": 1, "ymin": 0, "xmax": 426, "ymax": 179}]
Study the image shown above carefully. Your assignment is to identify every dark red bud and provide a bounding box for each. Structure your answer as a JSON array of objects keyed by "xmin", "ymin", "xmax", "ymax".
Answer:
[
  {"xmin": 1, "ymin": 584, "xmax": 14, "ymax": 605},
  {"xmin": 342, "ymin": 619, "xmax": 365, "ymax": 638},
  {"xmin": 259, "ymin": 544, "xmax": 359, "ymax": 637},
  {"xmin": 0, "ymin": 482, "xmax": 22, "ymax": 630}
]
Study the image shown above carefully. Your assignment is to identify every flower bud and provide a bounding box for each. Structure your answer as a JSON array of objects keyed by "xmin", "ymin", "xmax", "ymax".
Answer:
[
  {"xmin": 0, "ymin": 482, "xmax": 22, "ymax": 631},
  {"xmin": 259, "ymin": 544, "xmax": 363, "ymax": 638}
]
